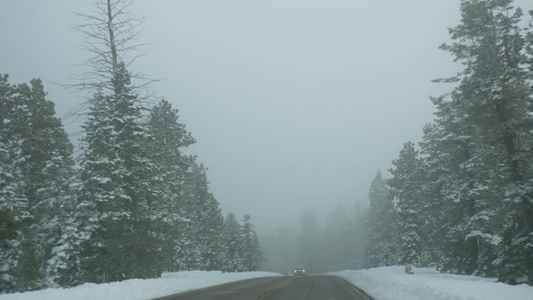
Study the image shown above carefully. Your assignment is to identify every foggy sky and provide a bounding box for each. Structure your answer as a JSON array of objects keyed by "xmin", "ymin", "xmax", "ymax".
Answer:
[{"xmin": 2, "ymin": 0, "xmax": 532, "ymax": 231}]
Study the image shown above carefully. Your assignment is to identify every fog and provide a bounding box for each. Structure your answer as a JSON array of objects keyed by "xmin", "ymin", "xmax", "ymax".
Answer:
[{"xmin": 2, "ymin": 0, "xmax": 531, "ymax": 231}]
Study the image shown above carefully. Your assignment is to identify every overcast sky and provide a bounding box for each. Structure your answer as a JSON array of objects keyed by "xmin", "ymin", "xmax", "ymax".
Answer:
[{"xmin": 2, "ymin": 0, "xmax": 532, "ymax": 231}]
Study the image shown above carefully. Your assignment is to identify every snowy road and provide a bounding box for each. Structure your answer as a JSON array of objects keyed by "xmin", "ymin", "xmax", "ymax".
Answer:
[{"xmin": 152, "ymin": 275, "xmax": 373, "ymax": 300}]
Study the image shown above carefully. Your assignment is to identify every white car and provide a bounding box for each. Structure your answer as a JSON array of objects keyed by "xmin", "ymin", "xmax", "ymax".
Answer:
[{"xmin": 293, "ymin": 267, "xmax": 306, "ymax": 276}]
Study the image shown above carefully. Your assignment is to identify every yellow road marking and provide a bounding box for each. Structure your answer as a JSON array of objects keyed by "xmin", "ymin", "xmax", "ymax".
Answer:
[{"xmin": 253, "ymin": 277, "xmax": 296, "ymax": 300}]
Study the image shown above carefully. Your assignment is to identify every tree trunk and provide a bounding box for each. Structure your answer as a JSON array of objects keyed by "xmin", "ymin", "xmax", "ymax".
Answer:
[{"xmin": 106, "ymin": 0, "xmax": 118, "ymax": 76}]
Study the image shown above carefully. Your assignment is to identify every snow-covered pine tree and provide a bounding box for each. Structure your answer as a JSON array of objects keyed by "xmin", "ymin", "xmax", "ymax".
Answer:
[
  {"xmin": 420, "ymin": 90, "xmax": 496, "ymax": 275},
  {"xmin": 0, "ymin": 141, "xmax": 40, "ymax": 293},
  {"xmin": 33, "ymin": 151, "xmax": 81, "ymax": 288},
  {"xmin": 418, "ymin": 121, "xmax": 469, "ymax": 272},
  {"xmin": 76, "ymin": 87, "xmax": 117, "ymax": 282},
  {"xmin": 388, "ymin": 142, "xmax": 428, "ymax": 269},
  {"xmin": 363, "ymin": 171, "xmax": 397, "ymax": 268},
  {"xmin": 10, "ymin": 78, "xmax": 80, "ymax": 288},
  {"xmin": 173, "ymin": 159, "xmax": 203, "ymax": 271},
  {"xmin": 172, "ymin": 224, "xmax": 203, "ymax": 271},
  {"xmin": 77, "ymin": 62, "xmax": 157, "ymax": 283},
  {"xmin": 174, "ymin": 162, "xmax": 227, "ymax": 271},
  {"xmin": 0, "ymin": 75, "xmax": 42, "ymax": 293},
  {"xmin": 44, "ymin": 212, "xmax": 83, "ymax": 288},
  {"xmin": 145, "ymin": 99, "xmax": 195, "ymax": 273},
  {"xmin": 13, "ymin": 79, "xmax": 73, "ymax": 208},
  {"xmin": 240, "ymin": 214, "xmax": 263, "ymax": 272},
  {"xmin": 223, "ymin": 213, "xmax": 244, "ymax": 272},
  {"xmin": 496, "ymin": 6, "xmax": 533, "ymax": 284},
  {"xmin": 437, "ymin": 0, "xmax": 533, "ymax": 283},
  {"xmin": 190, "ymin": 163, "xmax": 227, "ymax": 271},
  {"xmin": 420, "ymin": 92, "xmax": 505, "ymax": 277},
  {"xmin": 199, "ymin": 196, "xmax": 228, "ymax": 271}
]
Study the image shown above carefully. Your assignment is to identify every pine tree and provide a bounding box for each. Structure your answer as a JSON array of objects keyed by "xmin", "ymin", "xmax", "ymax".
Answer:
[
  {"xmin": 77, "ymin": 62, "xmax": 157, "ymax": 283},
  {"xmin": 34, "ymin": 152, "xmax": 80, "ymax": 288},
  {"xmin": 13, "ymin": 79, "xmax": 73, "ymax": 208},
  {"xmin": 12, "ymin": 79, "xmax": 79, "ymax": 288},
  {"xmin": 197, "ymin": 192, "xmax": 227, "ymax": 271},
  {"xmin": 110, "ymin": 64, "xmax": 158, "ymax": 279},
  {"xmin": 388, "ymin": 142, "xmax": 428, "ymax": 269},
  {"xmin": 174, "ymin": 162, "xmax": 227, "ymax": 271},
  {"xmin": 240, "ymin": 214, "xmax": 263, "ymax": 272},
  {"xmin": 418, "ymin": 123, "xmax": 459, "ymax": 271},
  {"xmin": 0, "ymin": 75, "xmax": 42, "ymax": 292},
  {"xmin": 0, "ymin": 139, "xmax": 38, "ymax": 293},
  {"xmin": 363, "ymin": 171, "xmax": 397, "ymax": 268},
  {"xmin": 420, "ymin": 93, "xmax": 505, "ymax": 276},
  {"xmin": 145, "ymin": 99, "xmax": 195, "ymax": 273},
  {"xmin": 76, "ymin": 87, "xmax": 118, "ymax": 282},
  {"xmin": 223, "ymin": 213, "xmax": 244, "ymax": 272},
  {"xmin": 191, "ymin": 163, "xmax": 227, "ymax": 271},
  {"xmin": 436, "ymin": 0, "xmax": 533, "ymax": 283},
  {"xmin": 44, "ymin": 212, "xmax": 83, "ymax": 288},
  {"xmin": 172, "ymin": 216, "xmax": 204, "ymax": 271}
]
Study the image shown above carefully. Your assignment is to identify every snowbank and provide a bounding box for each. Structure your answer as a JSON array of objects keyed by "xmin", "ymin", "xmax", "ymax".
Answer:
[
  {"xmin": 0, "ymin": 271, "xmax": 282, "ymax": 300},
  {"xmin": 334, "ymin": 266, "xmax": 533, "ymax": 300},
  {"xmin": 4, "ymin": 267, "xmax": 532, "ymax": 300}
]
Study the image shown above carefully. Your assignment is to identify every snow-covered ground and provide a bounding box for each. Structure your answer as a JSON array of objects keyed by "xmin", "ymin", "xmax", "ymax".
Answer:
[
  {"xmin": 0, "ymin": 271, "xmax": 281, "ymax": 300},
  {"xmin": 333, "ymin": 266, "xmax": 533, "ymax": 300},
  {"xmin": 2, "ymin": 267, "xmax": 533, "ymax": 300}
]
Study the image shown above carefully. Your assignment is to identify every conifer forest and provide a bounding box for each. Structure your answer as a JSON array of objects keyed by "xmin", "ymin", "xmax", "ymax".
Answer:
[{"xmin": 2, "ymin": 0, "xmax": 533, "ymax": 294}]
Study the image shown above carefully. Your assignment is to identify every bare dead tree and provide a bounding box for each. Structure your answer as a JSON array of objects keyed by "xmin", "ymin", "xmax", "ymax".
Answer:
[
  {"xmin": 65, "ymin": 0, "xmax": 156, "ymax": 117},
  {"xmin": 60, "ymin": 0, "xmax": 160, "ymax": 151}
]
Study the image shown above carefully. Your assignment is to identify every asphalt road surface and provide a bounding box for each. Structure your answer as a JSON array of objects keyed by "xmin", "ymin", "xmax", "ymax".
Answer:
[{"xmin": 153, "ymin": 275, "xmax": 374, "ymax": 300}]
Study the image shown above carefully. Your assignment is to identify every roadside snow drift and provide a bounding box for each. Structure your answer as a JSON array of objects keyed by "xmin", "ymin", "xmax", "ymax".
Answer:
[
  {"xmin": 0, "ymin": 271, "xmax": 281, "ymax": 300},
  {"xmin": 334, "ymin": 266, "xmax": 533, "ymax": 300},
  {"xmin": 3, "ymin": 267, "xmax": 533, "ymax": 300}
]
